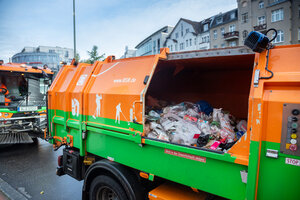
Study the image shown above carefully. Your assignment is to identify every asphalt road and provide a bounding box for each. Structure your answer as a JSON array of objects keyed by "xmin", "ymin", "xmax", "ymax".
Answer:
[{"xmin": 0, "ymin": 139, "xmax": 82, "ymax": 200}]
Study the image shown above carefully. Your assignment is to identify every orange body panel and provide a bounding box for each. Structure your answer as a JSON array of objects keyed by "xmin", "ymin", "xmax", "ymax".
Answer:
[
  {"xmin": 148, "ymin": 183, "xmax": 207, "ymax": 200},
  {"xmin": 250, "ymin": 45, "xmax": 300, "ymax": 143},
  {"xmin": 49, "ymin": 49, "xmax": 168, "ymax": 127}
]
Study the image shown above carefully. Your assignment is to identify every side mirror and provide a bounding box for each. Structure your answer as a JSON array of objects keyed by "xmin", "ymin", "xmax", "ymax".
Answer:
[{"xmin": 44, "ymin": 80, "xmax": 50, "ymax": 85}]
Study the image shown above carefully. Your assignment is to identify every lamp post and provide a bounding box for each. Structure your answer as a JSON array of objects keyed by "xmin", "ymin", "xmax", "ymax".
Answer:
[{"xmin": 73, "ymin": 0, "xmax": 76, "ymax": 59}]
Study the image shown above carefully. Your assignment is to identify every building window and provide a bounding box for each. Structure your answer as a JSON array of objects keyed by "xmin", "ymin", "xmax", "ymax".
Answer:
[
  {"xmin": 258, "ymin": 16, "xmax": 266, "ymax": 25},
  {"xmin": 273, "ymin": 30, "xmax": 284, "ymax": 43},
  {"xmin": 259, "ymin": 1, "xmax": 264, "ymax": 9},
  {"xmin": 180, "ymin": 43, "xmax": 184, "ymax": 50},
  {"xmin": 157, "ymin": 39, "xmax": 160, "ymax": 53},
  {"xmin": 221, "ymin": 28, "xmax": 225, "ymax": 36},
  {"xmin": 271, "ymin": 8, "xmax": 284, "ymax": 22},
  {"xmin": 298, "ymin": 6, "xmax": 300, "ymax": 18},
  {"xmin": 229, "ymin": 41, "xmax": 237, "ymax": 47},
  {"xmin": 49, "ymin": 50, "xmax": 55, "ymax": 53},
  {"xmin": 194, "ymin": 38, "xmax": 197, "ymax": 45},
  {"xmin": 171, "ymin": 45, "xmax": 173, "ymax": 51},
  {"xmin": 153, "ymin": 41, "xmax": 156, "ymax": 53},
  {"xmin": 175, "ymin": 33, "xmax": 179, "ymax": 39},
  {"xmin": 213, "ymin": 45, "xmax": 218, "ymax": 49},
  {"xmin": 181, "ymin": 24, "xmax": 183, "ymax": 36},
  {"xmin": 213, "ymin": 30, "xmax": 217, "ymax": 39},
  {"xmin": 229, "ymin": 24, "xmax": 236, "ymax": 32},
  {"xmin": 202, "ymin": 35, "xmax": 210, "ymax": 43},
  {"xmin": 242, "ymin": 13, "xmax": 248, "ymax": 23},
  {"xmin": 189, "ymin": 39, "xmax": 192, "ymax": 46},
  {"xmin": 243, "ymin": 30, "xmax": 248, "ymax": 39},
  {"xmin": 230, "ymin": 12, "xmax": 235, "ymax": 20},
  {"xmin": 221, "ymin": 43, "xmax": 225, "ymax": 48},
  {"xmin": 242, "ymin": 1, "xmax": 247, "ymax": 7},
  {"xmin": 175, "ymin": 44, "xmax": 178, "ymax": 51},
  {"xmin": 216, "ymin": 17, "xmax": 222, "ymax": 24},
  {"xmin": 298, "ymin": 28, "xmax": 300, "ymax": 40},
  {"xmin": 186, "ymin": 28, "xmax": 189, "ymax": 33},
  {"xmin": 186, "ymin": 40, "xmax": 188, "ymax": 47},
  {"xmin": 203, "ymin": 24, "xmax": 209, "ymax": 32}
]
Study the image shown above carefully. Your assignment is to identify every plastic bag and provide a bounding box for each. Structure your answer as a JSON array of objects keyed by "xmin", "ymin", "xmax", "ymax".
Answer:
[
  {"xmin": 237, "ymin": 120, "xmax": 247, "ymax": 132},
  {"xmin": 147, "ymin": 110, "xmax": 161, "ymax": 121}
]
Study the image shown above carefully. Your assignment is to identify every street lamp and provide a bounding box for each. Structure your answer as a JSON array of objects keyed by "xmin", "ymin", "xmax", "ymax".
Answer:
[{"xmin": 73, "ymin": 0, "xmax": 76, "ymax": 59}]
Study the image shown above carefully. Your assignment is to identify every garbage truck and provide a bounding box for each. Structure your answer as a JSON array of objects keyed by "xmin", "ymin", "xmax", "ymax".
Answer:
[
  {"xmin": 47, "ymin": 32, "xmax": 300, "ymax": 200},
  {"xmin": 0, "ymin": 63, "xmax": 53, "ymax": 144}
]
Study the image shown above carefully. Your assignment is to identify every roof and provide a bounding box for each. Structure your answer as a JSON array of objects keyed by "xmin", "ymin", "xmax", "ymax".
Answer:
[
  {"xmin": 210, "ymin": 9, "xmax": 238, "ymax": 28},
  {"xmin": 181, "ymin": 18, "xmax": 201, "ymax": 34},
  {"xmin": 0, "ymin": 63, "xmax": 53, "ymax": 74},
  {"xmin": 165, "ymin": 18, "xmax": 199, "ymax": 41},
  {"xmin": 135, "ymin": 26, "xmax": 174, "ymax": 49}
]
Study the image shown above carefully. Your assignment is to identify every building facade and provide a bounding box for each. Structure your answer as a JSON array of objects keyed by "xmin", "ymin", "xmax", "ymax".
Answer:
[
  {"xmin": 135, "ymin": 26, "xmax": 173, "ymax": 56},
  {"xmin": 132, "ymin": 0, "xmax": 299, "ymax": 57},
  {"xmin": 237, "ymin": 0, "xmax": 300, "ymax": 46},
  {"xmin": 165, "ymin": 18, "xmax": 213, "ymax": 53},
  {"xmin": 210, "ymin": 9, "xmax": 239, "ymax": 48},
  {"xmin": 12, "ymin": 46, "xmax": 74, "ymax": 71},
  {"xmin": 165, "ymin": 19, "xmax": 200, "ymax": 52},
  {"xmin": 120, "ymin": 46, "xmax": 136, "ymax": 58}
]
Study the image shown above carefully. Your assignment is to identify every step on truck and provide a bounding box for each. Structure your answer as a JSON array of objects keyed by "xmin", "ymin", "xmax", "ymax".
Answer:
[
  {"xmin": 47, "ymin": 32, "xmax": 300, "ymax": 200},
  {"xmin": 0, "ymin": 63, "xmax": 53, "ymax": 144}
]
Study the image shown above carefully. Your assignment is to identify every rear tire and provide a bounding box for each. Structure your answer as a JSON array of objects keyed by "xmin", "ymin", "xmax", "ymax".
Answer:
[
  {"xmin": 89, "ymin": 175, "xmax": 128, "ymax": 200},
  {"xmin": 32, "ymin": 137, "xmax": 39, "ymax": 144}
]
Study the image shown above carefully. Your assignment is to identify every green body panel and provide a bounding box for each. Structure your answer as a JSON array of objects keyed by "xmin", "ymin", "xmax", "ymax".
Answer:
[
  {"xmin": 246, "ymin": 140, "xmax": 260, "ymax": 200},
  {"xmin": 50, "ymin": 110, "xmax": 300, "ymax": 199},
  {"xmin": 49, "ymin": 110, "xmax": 248, "ymax": 200},
  {"xmin": 257, "ymin": 141, "xmax": 300, "ymax": 200}
]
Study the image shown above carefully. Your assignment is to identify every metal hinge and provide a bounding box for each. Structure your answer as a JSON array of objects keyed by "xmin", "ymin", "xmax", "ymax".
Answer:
[
  {"xmin": 266, "ymin": 149, "xmax": 278, "ymax": 158},
  {"xmin": 240, "ymin": 170, "xmax": 248, "ymax": 183},
  {"xmin": 254, "ymin": 69, "xmax": 260, "ymax": 87}
]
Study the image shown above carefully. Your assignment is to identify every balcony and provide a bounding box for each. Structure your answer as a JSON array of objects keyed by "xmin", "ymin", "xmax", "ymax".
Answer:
[
  {"xmin": 254, "ymin": 24, "xmax": 267, "ymax": 32},
  {"xmin": 223, "ymin": 31, "xmax": 239, "ymax": 40}
]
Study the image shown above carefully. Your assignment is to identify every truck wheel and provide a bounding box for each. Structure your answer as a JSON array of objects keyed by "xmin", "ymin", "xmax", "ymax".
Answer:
[{"xmin": 89, "ymin": 175, "xmax": 128, "ymax": 200}]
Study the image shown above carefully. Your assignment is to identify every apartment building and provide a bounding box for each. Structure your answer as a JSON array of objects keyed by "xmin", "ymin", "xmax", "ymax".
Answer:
[
  {"xmin": 237, "ymin": 0, "xmax": 300, "ymax": 46},
  {"xmin": 165, "ymin": 18, "xmax": 199, "ymax": 52},
  {"xmin": 12, "ymin": 46, "xmax": 74, "ymax": 70},
  {"xmin": 131, "ymin": 0, "xmax": 299, "ymax": 57},
  {"xmin": 135, "ymin": 26, "xmax": 173, "ymax": 56},
  {"xmin": 210, "ymin": 9, "xmax": 239, "ymax": 48}
]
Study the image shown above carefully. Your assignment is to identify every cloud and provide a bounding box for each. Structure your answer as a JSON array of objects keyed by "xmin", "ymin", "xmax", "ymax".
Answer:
[{"xmin": 0, "ymin": 0, "xmax": 237, "ymax": 62}]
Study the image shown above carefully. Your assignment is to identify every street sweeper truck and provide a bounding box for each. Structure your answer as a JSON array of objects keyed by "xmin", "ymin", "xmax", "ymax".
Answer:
[{"xmin": 0, "ymin": 63, "xmax": 53, "ymax": 144}]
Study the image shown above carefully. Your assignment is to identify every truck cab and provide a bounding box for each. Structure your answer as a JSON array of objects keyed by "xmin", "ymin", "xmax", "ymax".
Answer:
[{"xmin": 0, "ymin": 63, "xmax": 53, "ymax": 144}]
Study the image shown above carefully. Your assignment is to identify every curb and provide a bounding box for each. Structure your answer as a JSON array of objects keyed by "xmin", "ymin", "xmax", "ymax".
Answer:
[{"xmin": 0, "ymin": 178, "xmax": 27, "ymax": 200}]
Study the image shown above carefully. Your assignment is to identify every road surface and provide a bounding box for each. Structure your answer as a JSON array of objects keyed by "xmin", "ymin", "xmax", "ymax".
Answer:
[{"xmin": 0, "ymin": 139, "xmax": 82, "ymax": 200}]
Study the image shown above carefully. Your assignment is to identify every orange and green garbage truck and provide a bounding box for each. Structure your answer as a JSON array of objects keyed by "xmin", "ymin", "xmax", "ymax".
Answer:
[
  {"xmin": 47, "ymin": 32, "xmax": 300, "ymax": 200},
  {"xmin": 0, "ymin": 62, "xmax": 53, "ymax": 144}
]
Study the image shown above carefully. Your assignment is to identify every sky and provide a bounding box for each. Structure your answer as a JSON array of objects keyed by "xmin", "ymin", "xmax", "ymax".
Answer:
[{"xmin": 0, "ymin": 0, "xmax": 237, "ymax": 62}]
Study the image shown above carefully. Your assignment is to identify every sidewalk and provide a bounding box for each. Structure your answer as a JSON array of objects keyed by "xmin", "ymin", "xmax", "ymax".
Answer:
[{"xmin": 0, "ymin": 178, "xmax": 27, "ymax": 200}]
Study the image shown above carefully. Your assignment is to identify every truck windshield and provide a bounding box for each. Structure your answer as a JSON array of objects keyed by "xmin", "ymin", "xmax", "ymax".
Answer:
[{"xmin": 0, "ymin": 72, "xmax": 52, "ymax": 109}]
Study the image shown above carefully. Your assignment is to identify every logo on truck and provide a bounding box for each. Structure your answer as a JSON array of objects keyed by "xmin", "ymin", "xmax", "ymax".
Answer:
[
  {"xmin": 71, "ymin": 98, "xmax": 80, "ymax": 117},
  {"xmin": 93, "ymin": 94, "xmax": 102, "ymax": 119},
  {"xmin": 115, "ymin": 103, "xmax": 122, "ymax": 124}
]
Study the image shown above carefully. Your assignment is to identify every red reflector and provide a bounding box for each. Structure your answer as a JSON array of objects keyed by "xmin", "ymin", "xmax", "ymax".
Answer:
[{"xmin": 58, "ymin": 155, "xmax": 63, "ymax": 167}]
